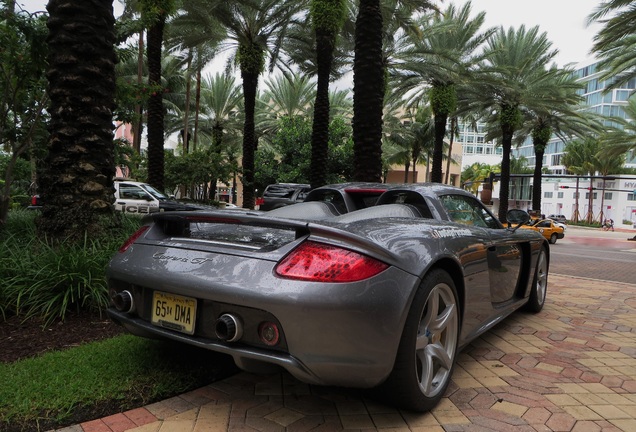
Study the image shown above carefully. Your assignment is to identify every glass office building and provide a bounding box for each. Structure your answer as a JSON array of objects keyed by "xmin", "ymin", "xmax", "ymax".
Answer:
[{"xmin": 512, "ymin": 60, "xmax": 636, "ymax": 173}]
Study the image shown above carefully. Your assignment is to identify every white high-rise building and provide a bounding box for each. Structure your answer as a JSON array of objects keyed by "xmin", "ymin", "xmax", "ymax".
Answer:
[
  {"xmin": 458, "ymin": 59, "xmax": 636, "ymax": 171},
  {"xmin": 458, "ymin": 59, "xmax": 636, "ymax": 224},
  {"xmin": 512, "ymin": 59, "xmax": 636, "ymax": 172}
]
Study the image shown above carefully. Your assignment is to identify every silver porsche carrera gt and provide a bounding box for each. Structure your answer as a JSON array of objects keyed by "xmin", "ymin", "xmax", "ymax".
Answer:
[{"xmin": 106, "ymin": 183, "xmax": 549, "ymax": 412}]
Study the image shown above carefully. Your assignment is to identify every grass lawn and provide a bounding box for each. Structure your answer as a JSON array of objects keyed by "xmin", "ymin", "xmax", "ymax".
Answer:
[{"xmin": 0, "ymin": 334, "xmax": 238, "ymax": 432}]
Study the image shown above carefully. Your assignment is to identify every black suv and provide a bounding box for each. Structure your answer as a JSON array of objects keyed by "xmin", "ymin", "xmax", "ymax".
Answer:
[{"xmin": 260, "ymin": 183, "xmax": 311, "ymax": 211}]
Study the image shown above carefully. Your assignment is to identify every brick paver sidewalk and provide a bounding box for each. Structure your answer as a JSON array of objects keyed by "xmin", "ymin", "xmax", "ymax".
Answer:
[{"xmin": 54, "ymin": 274, "xmax": 636, "ymax": 432}]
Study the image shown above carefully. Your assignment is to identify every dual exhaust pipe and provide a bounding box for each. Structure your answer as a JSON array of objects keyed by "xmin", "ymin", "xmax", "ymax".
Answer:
[
  {"xmin": 215, "ymin": 314, "xmax": 243, "ymax": 342},
  {"xmin": 112, "ymin": 290, "xmax": 134, "ymax": 314},
  {"xmin": 111, "ymin": 290, "xmax": 244, "ymax": 343}
]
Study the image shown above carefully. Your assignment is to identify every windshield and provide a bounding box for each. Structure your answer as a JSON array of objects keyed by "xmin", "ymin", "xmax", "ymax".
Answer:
[{"xmin": 140, "ymin": 183, "xmax": 168, "ymax": 200}]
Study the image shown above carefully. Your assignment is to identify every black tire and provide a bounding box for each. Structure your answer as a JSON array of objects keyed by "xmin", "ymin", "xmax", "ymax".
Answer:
[
  {"xmin": 524, "ymin": 246, "xmax": 548, "ymax": 313},
  {"xmin": 549, "ymin": 233, "xmax": 557, "ymax": 244},
  {"xmin": 377, "ymin": 269, "xmax": 459, "ymax": 412}
]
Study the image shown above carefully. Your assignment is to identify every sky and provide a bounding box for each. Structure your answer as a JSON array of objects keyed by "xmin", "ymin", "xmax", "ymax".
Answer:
[
  {"xmin": 454, "ymin": 0, "xmax": 603, "ymax": 68},
  {"xmin": 17, "ymin": 0, "xmax": 604, "ymax": 69}
]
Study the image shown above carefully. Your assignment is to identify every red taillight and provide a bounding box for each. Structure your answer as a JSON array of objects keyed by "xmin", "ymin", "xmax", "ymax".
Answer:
[
  {"xmin": 118, "ymin": 226, "xmax": 150, "ymax": 253},
  {"xmin": 275, "ymin": 241, "xmax": 388, "ymax": 283},
  {"xmin": 31, "ymin": 195, "xmax": 38, "ymax": 205}
]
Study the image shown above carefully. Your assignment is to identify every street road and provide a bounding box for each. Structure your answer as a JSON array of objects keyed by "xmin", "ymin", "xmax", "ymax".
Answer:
[{"xmin": 549, "ymin": 226, "xmax": 636, "ymax": 284}]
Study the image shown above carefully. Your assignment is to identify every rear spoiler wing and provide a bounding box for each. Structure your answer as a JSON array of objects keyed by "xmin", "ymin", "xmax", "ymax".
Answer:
[{"xmin": 143, "ymin": 210, "xmax": 402, "ymax": 268}]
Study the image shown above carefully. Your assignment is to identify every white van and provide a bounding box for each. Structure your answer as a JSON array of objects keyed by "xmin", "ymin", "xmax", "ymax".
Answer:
[
  {"xmin": 114, "ymin": 179, "xmax": 207, "ymax": 214},
  {"xmin": 114, "ymin": 180, "xmax": 163, "ymax": 214},
  {"xmin": 30, "ymin": 179, "xmax": 207, "ymax": 214}
]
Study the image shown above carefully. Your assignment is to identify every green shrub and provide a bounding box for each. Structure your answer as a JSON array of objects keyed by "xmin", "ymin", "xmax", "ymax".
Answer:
[{"xmin": 0, "ymin": 210, "xmax": 141, "ymax": 322}]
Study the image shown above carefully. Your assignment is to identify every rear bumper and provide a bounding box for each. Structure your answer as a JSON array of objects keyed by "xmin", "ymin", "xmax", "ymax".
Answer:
[
  {"xmin": 108, "ymin": 308, "xmax": 320, "ymax": 382},
  {"xmin": 107, "ymin": 304, "xmax": 405, "ymax": 388}
]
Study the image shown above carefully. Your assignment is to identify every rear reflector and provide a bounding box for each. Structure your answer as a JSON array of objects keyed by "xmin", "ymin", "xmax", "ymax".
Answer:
[
  {"xmin": 275, "ymin": 241, "xmax": 388, "ymax": 282},
  {"xmin": 118, "ymin": 226, "xmax": 150, "ymax": 253}
]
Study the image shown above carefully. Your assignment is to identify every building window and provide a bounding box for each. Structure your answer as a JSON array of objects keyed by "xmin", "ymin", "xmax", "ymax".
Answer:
[
  {"xmin": 628, "ymin": 193, "xmax": 636, "ymax": 201},
  {"xmin": 604, "ymin": 192, "xmax": 613, "ymax": 200},
  {"xmin": 544, "ymin": 192, "xmax": 553, "ymax": 198},
  {"xmin": 557, "ymin": 192, "xmax": 564, "ymax": 199},
  {"xmin": 573, "ymin": 192, "xmax": 579, "ymax": 199},
  {"xmin": 615, "ymin": 90, "xmax": 631, "ymax": 101},
  {"xmin": 585, "ymin": 192, "xmax": 598, "ymax": 199}
]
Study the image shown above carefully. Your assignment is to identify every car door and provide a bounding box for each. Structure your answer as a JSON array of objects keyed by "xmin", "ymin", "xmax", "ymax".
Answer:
[{"xmin": 439, "ymin": 194, "xmax": 523, "ymax": 304}]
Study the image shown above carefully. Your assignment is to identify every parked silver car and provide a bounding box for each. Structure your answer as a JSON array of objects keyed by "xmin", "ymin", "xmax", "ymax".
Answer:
[{"xmin": 107, "ymin": 183, "xmax": 549, "ymax": 412}]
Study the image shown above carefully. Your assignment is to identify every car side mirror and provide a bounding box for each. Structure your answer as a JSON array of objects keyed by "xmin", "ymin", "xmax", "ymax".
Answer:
[{"xmin": 506, "ymin": 209, "xmax": 530, "ymax": 231}]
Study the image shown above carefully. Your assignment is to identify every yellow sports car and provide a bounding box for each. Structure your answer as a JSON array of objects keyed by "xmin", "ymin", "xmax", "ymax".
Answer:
[{"xmin": 520, "ymin": 218, "xmax": 565, "ymax": 244}]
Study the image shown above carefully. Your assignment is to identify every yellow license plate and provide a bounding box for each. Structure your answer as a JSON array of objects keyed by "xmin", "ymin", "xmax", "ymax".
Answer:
[{"xmin": 151, "ymin": 291, "xmax": 197, "ymax": 335}]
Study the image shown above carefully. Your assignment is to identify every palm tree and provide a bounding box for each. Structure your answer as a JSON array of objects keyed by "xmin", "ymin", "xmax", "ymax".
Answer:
[
  {"xmin": 38, "ymin": 0, "xmax": 117, "ymax": 241},
  {"xmin": 463, "ymin": 25, "xmax": 558, "ymax": 222},
  {"xmin": 262, "ymin": 72, "xmax": 315, "ymax": 119},
  {"xmin": 142, "ymin": 0, "xmax": 177, "ymax": 191},
  {"xmin": 115, "ymin": 0, "xmax": 146, "ymax": 153},
  {"xmin": 309, "ymin": 0, "xmax": 346, "ymax": 189},
  {"xmin": 167, "ymin": 1, "xmax": 227, "ymax": 150},
  {"xmin": 255, "ymin": 72, "xmax": 316, "ymax": 148},
  {"xmin": 461, "ymin": 162, "xmax": 496, "ymax": 196},
  {"xmin": 409, "ymin": 105, "xmax": 437, "ymax": 182},
  {"xmin": 514, "ymin": 65, "xmax": 595, "ymax": 211},
  {"xmin": 351, "ymin": 0, "xmax": 384, "ymax": 182},
  {"xmin": 351, "ymin": 0, "xmax": 437, "ymax": 183},
  {"xmin": 197, "ymin": 72, "xmax": 244, "ymax": 152},
  {"xmin": 395, "ymin": 2, "xmax": 495, "ymax": 184},
  {"xmin": 383, "ymin": 137, "xmax": 413, "ymax": 182},
  {"xmin": 328, "ymin": 88, "xmax": 353, "ymax": 118},
  {"xmin": 562, "ymin": 137, "xmax": 607, "ymax": 223},
  {"xmin": 0, "ymin": 7, "xmax": 48, "ymax": 228},
  {"xmin": 601, "ymin": 96, "xmax": 636, "ymax": 157},
  {"xmin": 509, "ymin": 156, "xmax": 533, "ymax": 174},
  {"xmin": 588, "ymin": 1, "xmax": 636, "ymax": 91},
  {"xmin": 213, "ymin": 0, "xmax": 304, "ymax": 208}
]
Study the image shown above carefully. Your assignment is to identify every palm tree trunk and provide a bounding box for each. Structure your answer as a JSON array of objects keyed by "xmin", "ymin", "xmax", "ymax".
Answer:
[
  {"xmin": 445, "ymin": 117, "xmax": 456, "ymax": 185},
  {"xmin": 599, "ymin": 177, "xmax": 607, "ymax": 223},
  {"xmin": 39, "ymin": 0, "xmax": 116, "ymax": 240},
  {"xmin": 431, "ymin": 113, "xmax": 447, "ymax": 183},
  {"xmin": 193, "ymin": 67, "xmax": 201, "ymax": 151},
  {"xmin": 132, "ymin": 30, "xmax": 144, "ymax": 154},
  {"xmin": 573, "ymin": 177, "xmax": 580, "ymax": 222},
  {"xmin": 532, "ymin": 149, "xmax": 544, "ymax": 211},
  {"xmin": 498, "ymin": 131, "xmax": 513, "ymax": 222},
  {"xmin": 586, "ymin": 174, "xmax": 595, "ymax": 223},
  {"xmin": 146, "ymin": 13, "xmax": 166, "ymax": 191},
  {"xmin": 352, "ymin": 0, "xmax": 383, "ymax": 182},
  {"xmin": 241, "ymin": 69, "xmax": 258, "ymax": 209},
  {"xmin": 412, "ymin": 158, "xmax": 417, "ymax": 183},
  {"xmin": 182, "ymin": 53, "xmax": 192, "ymax": 154},
  {"xmin": 310, "ymin": 27, "xmax": 334, "ymax": 189}
]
